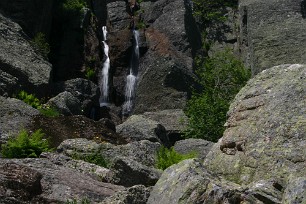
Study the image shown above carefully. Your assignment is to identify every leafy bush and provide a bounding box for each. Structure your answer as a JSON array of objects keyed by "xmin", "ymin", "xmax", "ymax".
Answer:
[
  {"xmin": 85, "ymin": 67, "xmax": 95, "ymax": 80},
  {"xmin": 17, "ymin": 90, "xmax": 41, "ymax": 109},
  {"xmin": 39, "ymin": 105, "xmax": 61, "ymax": 117},
  {"xmin": 192, "ymin": 0, "xmax": 238, "ymax": 26},
  {"xmin": 62, "ymin": 0, "xmax": 87, "ymax": 14},
  {"xmin": 184, "ymin": 49, "xmax": 250, "ymax": 141},
  {"xmin": 16, "ymin": 91, "xmax": 60, "ymax": 117},
  {"xmin": 71, "ymin": 151, "xmax": 109, "ymax": 168},
  {"xmin": 156, "ymin": 146, "xmax": 196, "ymax": 170},
  {"xmin": 1, "ymin": 129, "xmax": 52, "ymax": 158},
  {"xmin": 31, "ymin": 32, "xmax": 50, "ymax": 58}
]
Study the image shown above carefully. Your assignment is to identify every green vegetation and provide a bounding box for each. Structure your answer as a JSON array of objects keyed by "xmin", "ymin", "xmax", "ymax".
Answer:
[
  {"xmin": 192, "ymin": 0, "xmax": 238, "ymax": 26},
  {"xmin": 62, "ymin": 0, "xmax": 87, "ymax": 14},
  {"xmin": 16, "ymin": 90, "xmax": 60, "ymax": 117},
  {"xmin": 17, "ymin": 90, "xmax": 41, "ymax": 109},
  {"xmin": 65, "ymin": 198, "xmax": 90, "ymax": 204},
  {"xmin": 184, "ymin": 49, "xmax": 250, "ymax": 142},
  {"xmin": 31, "ymin": 32, "xmax": 50, "ymax": 58},
  {"xmin": 39, "ymin": 105, "xmax": 61, "ymax": 117},
  {"xmin": 1, "ymin": 129, "xmax": 52, "ymax": 158},
  {"xmin": 156, "ymin": 146, "xmax": 196, "ymax": 170},
  {"xmin": 85, "ymin": 67, "xmax": 95, "ymax": 80},
  {"xmin": 71, "ymin": 151, "xmax": 109, "ymax": 168}
]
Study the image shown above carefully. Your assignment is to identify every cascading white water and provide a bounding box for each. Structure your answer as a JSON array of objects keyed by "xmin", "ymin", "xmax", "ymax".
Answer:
[
  {"xmin": 99, "ymin": 26, "xmax": 110, "ymax": 107},
  {"xmin": 122, "ymin": 30, "xmax": 140, "ymax": 115}
]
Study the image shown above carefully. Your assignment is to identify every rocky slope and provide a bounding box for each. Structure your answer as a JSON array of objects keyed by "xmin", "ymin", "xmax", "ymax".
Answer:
[
  {"xmin": 0, "ymin": 13, "xmax": 52, "ymax": 97},
  {"xmin": 0, "ymin": 0, "xmax": 306, "ymax": 203},
  {"xmin": 239, "ymin": 0, "xmax": 306, "ymax": 75},
  {"xmin": 148, "ymin": 64, "xmax": 306, "ymax": 204}
]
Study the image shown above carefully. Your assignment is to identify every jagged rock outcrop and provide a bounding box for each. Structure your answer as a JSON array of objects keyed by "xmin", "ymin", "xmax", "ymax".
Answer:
[
  {"xmin": 204, "ymin": 64, "xmax": 306, "ymax": 185},
  {"xmin": 239, "ymin": 0, "xmax": 306, "ymax": 75},
  {"xmin": 147, "ymin": 64, "xmax": 306, "ymax": 203},
  {"xmin": 0, "ymin": 0, "xmax": 54, "ymax": 37},
  {"xmin": 0, "ymin": 97, "xmax": 40, "ymax": 145},
  {"xmin": 58, "ymin": 138, "xmax": 162, "ymax": 187},
  {"xmin": 59, "ymin": 138, "xmax": 160, "ymax": 168},
  {"xmin": 0, "ymin": 13, "xmax": 52, "ymax": 97},
  {"xmin": 148, "ymin": 159, "xmax": 298, "ymax": 204}
]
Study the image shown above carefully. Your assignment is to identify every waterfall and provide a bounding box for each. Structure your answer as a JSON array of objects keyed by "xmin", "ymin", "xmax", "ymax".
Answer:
[
  {"xmin": 99, "ymin": 26, "xmax": 110, "ymax": 107},
  {"xmin": 122, "ymin": 30, "xmax": 140, "ymax": 115}
]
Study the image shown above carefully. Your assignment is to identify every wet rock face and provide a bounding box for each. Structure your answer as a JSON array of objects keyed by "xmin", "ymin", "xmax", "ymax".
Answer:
[
  {"xmin": 0, "ymin": 13, "xmax": 52, "ymax": 97},
  {"xmin": 204, "ymin": 64, "xmax": 306, "ymax": 185},
  {"xmin": 98, "ymin": 0, "xmax": 200, "ymax": 113},
  {"xmin": 239, "ymin": 0, "xmax": 306, "ymax": 75},
  {"xmin": 133, "ymin": 0, "xmax": 200, "ymax": 113}
]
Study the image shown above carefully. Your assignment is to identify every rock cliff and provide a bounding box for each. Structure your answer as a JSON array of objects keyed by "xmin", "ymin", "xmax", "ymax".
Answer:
[
  {"xmin": 148, "ymin": 64, "xmax": 306, "ymax": 204},
  {"xmin": 0, "ymin": 13, "xmax": 52, "ymax": 97},
  {"xmin": 239, "ymin": 0, "xmax": 306, "ymax": 75}
]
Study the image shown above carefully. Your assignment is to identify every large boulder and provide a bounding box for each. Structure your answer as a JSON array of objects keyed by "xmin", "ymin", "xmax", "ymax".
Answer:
[
  {"xmin": 239, "ymin": 0, "xmax": 306, "ymax": 75},
  {"xmin": 110, "ymin": 157, "xmax": 162, "ymax": 187},
  {"xmin": 142, "ymin": 109, "xmax": 189, "ymax": 144},
  {"xmin": 117, "ymin": 115, "xmax": 169, "ymax": 146},
  {"xmin": 46, "ymin": 91, "xmax": 82, "ymax": 116},
  {"xmin": 148, "ymin": 159, "xmax": 298, "ymax": 204},
  {"xmin": 204, "ymin": 64, "xmax": 306, "ymax": 185},
  {"xmin": 0, "ymin": 159, "xmax": 124, "ymax": 203},
  {"xmin": 52, "ymin": 78, "xmax": 100, "ymax": 117},
  {"xmin": 147, "ymin": 159, "xmax": 244, "ymax": 204},
  {"xmin": 0, "ymin": 97, "xmax": 40, "ymax": 144},
  {"xmin": 58, "ymin": 138, "xmax": 161, "ymax": 168},
  {"xmin": 0, "ymin": 13, "xmax": 52, "ymax": 97}
]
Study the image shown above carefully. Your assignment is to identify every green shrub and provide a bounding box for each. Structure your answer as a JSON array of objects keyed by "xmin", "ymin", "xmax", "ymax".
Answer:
[
  {"xmin": 31, "ymin": 32, "xmax": 50, "ymax": 58},
  {"xmin": 1, "ymin": 129, "xmax": 52, "ymax": 158},
  {"xmin": 62, "ymin": 0, "xmax": 87, "ymax": 13},
  {"xmin": 192, "ymin": 0, "xmax": 238, "ymax": 26},
  {"xmin": 85, "ymin": 67, "xmax": 95, "ymax": 80},
  {"xmin": 184, "ymin": 49, "xmax": 250, "ymax": 141},
  {"xmin": 16, "ymin": 91, "xmax": 60, "ymax": 117},
  {"xmin": 39, "ymin": 105, "xmax": 60, "ymax": 117},
  {"xmin": 71, "ymin": 151, "xmax": 109, "ymax": 168},
  {"xmin": 156, "ymin": 146, "xmax": 196, "ymax": 170},
  {"xmin": 17, "ymin": 90, "xmax": 41, "ymax": 109},
  {"xmin": 65, "ymin": 198, "xmax": 90, "ymax": 204}
]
